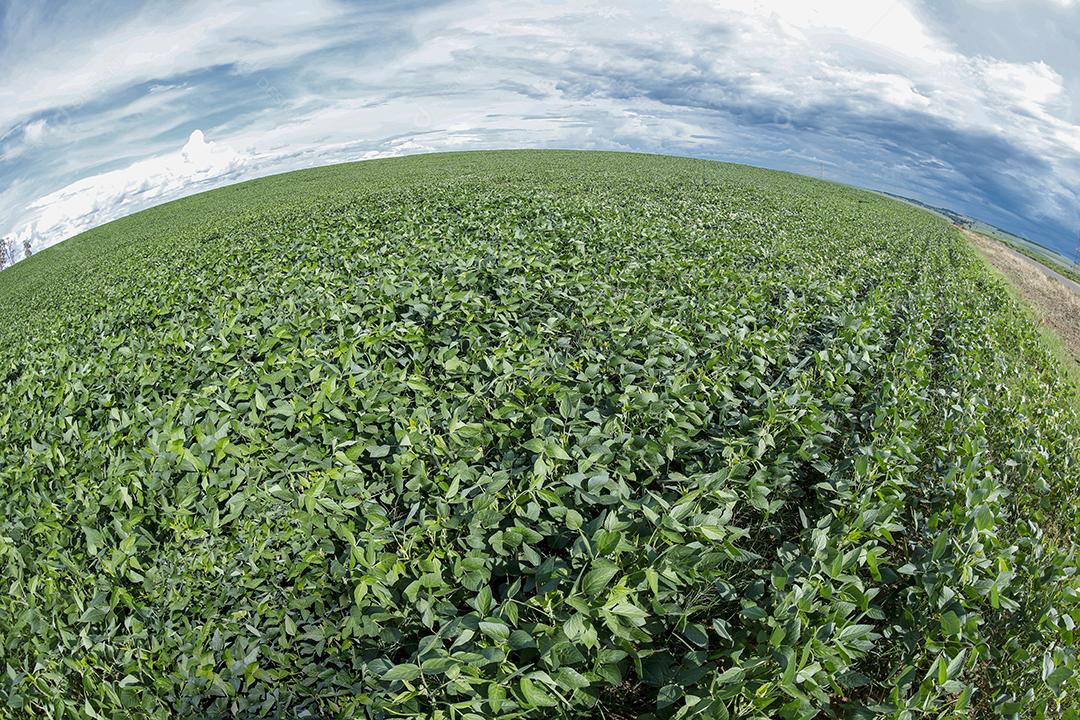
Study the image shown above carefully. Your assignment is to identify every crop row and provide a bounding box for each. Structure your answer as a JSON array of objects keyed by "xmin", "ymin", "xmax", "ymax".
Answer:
[{"xmin": 0, "ymin": 151, "xmax": 1076, "ymax": 719}]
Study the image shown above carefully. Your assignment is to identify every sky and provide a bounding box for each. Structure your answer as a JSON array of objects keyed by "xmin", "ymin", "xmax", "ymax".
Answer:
[{"xmin": 1, "ymin": 0, "xmax": 1079, "ymax": 259}]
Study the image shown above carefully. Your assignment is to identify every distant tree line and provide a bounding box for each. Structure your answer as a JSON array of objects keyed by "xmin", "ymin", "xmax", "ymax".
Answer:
[{"xmin": 0, "ymin": 237, "xmax": 32, "ymax": 271}]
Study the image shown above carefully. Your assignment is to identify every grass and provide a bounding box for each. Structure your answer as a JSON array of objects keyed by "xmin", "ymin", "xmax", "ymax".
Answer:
[
  {"xmin": 971, "ymin": 227, "xmax": 1080, "ymax": 287},
  {"xmin": 966, "ymin": 233, "xmax": 1080, "ymax": 396},
  {"xmin": 1031, "ymin": 320, "xmax": 1080, "ymax": 395},
  {"xmin": 0, "ymin": 150, "xmax": 1077, "ymax": 719}
]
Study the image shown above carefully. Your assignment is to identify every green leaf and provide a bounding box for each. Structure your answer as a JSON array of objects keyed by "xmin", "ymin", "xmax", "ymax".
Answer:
[
  {"xmin": 1046, "ymin": 666, "xmax": 1073, "ymax": 695},
  {"xmin": 82, "ymin": 526, "xmax": 103, "ymax": 556},
  {"xmin": 519, "ymin": 677, "xmax": 557, "ymax": 708},
  {"xmin": 940, "ymin": 611, "xmax": 962, "ymax": 638},
  {"xmin": 716, "ymin": 666, "xmax": 746, "ymax": 685},
  {"xmin": 565, "ymin": 509, "xmax": 583, "ymax": 530},
  {"xmin": 382, "ymin": 664, "xmax": 421, "ymax": 682},
  {"xmin": 421, "ymin": 657, "xmax": 457, "ymax": 675},
  {"xmin": 683, "ymin": 623, "xmax": 709, "ymax": 648},
  {"xmin": 582, "ymin": 562, "xmax": 619, "ymax": 597},
  {"xmin": 479, "ymin": 620, "xmax": 510, "ymax": 644},
  {"xmin": 555, "ymin": 666, "xmax": 591, "ymax": 690},
  {"xmin": 657, "ymin": 684, "xmax": 682, "ymax": 709}
]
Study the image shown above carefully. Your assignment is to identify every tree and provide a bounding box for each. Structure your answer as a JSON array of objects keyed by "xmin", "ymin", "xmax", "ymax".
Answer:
[
  {"xmin": 23, "ymin": 240, "xmax": 32, "ymax": 260},
  {"xmin": 0, "ymin": 237, "xmax": 10, "ymax": 271}
]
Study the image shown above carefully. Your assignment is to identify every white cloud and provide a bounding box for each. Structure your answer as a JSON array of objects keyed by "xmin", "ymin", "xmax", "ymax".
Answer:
[
  {"xmin": 0, "ymin": 0, "xmax": 352, "ymax": 137},
  {"xmin": 0, "ymin": 119, "xmax": 51, "ymax": 162},
  {"xmin": 22, "ymin": 119, "xmax": 48, "ymax": 144},
  {"xmin": 4, "ymin": 130, "xmax": 248, "ymax": 255}
]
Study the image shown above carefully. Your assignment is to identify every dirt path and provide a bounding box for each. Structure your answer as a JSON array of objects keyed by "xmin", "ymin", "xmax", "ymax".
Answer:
[
  {"xmin": 985, "ymin": 237, "xmax": 1080, "ymax": 296},
  {"xmin": 961, "ymin": 227, "xmax": 1080, "ymax": 364}
]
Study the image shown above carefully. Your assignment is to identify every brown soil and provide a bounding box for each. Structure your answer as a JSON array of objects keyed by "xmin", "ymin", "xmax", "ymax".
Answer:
[{"xmin": 961, "ymin": 228, "xmax": 1080, "ymax": 363}]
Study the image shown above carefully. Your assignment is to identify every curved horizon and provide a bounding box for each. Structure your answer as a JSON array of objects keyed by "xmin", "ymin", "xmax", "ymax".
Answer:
[{"xmin": 2, "ymin": 147, "xmax": 947, "ymax": 259}]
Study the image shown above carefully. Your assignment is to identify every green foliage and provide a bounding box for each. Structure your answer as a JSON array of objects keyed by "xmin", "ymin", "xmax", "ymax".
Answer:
[{"xmin": 0, "ymin": 151, "xmax": 1077, "ymax": 719}]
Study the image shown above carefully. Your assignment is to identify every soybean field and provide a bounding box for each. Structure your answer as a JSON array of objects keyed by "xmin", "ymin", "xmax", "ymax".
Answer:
[{"xmin": 0, "ymin": 151, "xmax": 1077, "ymax": 719}]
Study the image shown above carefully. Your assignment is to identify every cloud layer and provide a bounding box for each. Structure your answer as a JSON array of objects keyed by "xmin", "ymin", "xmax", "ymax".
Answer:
[
  {"xmin": 1, "ymin": 0, "xmax": 1079, "ymax": 258},
  {"xmin": 5, "ymin": 130, "xmax": 248, "ymax": 252}
]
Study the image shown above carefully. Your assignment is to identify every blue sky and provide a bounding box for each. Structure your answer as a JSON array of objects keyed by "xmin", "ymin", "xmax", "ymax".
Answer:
[{"xmin": 2, "ymin": 0, "xmax": 1079, "ymax": 258}]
